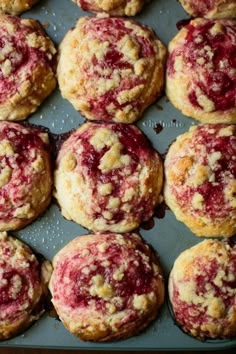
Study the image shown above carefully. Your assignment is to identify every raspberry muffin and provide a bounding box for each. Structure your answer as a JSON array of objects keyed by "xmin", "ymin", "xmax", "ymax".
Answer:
[
  {"xmin": 179, "ymin": 0, "xmax": 236, "ymax": 19},
  {"xmin": 0, "ymin": 231, "xmax": 52, "ymax": 340},
  {"xmin": 72, "ymin": 0, "xmax": 150, "ymax": 16},
  {"xmin": 0, "ymin": 0, "xmax": 39, "ymax": 15},
  {"xmin": 57, "ymin": 16, "xmax": 166, "ymax": 123},
  {"xmin": 166, "ymin": 18, "xmax": 236, "ymax": 124},
  {"xmin": 0, "ymin": 15, "xmax": 57, "ymax": 121},
  {"xmin": 169, "ymin": 239, "xmax": 236, "ymax": 340},
  {"xmin": 0, "ymin": 122, "xmax": 52, "ymax": 231},
  {"xmin": 54, "ymin": 122, "xmax": 163, "ymax": 232},
  {"xmin": 49, "ymin": 232, "xmax": 164, "ymax": 341},
  {"xmin": 164, "ymin": 124, "xmax": 236, "ymax": 237}
]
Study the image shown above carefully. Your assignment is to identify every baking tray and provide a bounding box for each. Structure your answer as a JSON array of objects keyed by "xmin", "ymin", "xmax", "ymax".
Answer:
[{"xmin": 0, "ymin": 0, "xmax": 235, "ymax": 350}]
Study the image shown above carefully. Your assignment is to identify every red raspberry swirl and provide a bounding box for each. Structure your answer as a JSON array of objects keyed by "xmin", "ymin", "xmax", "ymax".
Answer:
[
  {"xmin": 0, "ymin": 233, "xmax": 43, "ymax": 337},
  {"xmin": 82, "ymin": 17, "xmax": 155, "ymax": 120},
  {"xmin": 0, "ymin": 15, "xmax": 56, "ymax": 105},
  {"xmin": 54, "ymin": 122, "xmax": 163, "ymax": 232},
  {"xmin": 170, "ymin": 124, "xmax": 236, "ymax": 219},
  {"xmin": 50, "ymin": 233, "xmax": 164, "ymax": 341},
  {"xmin": 169, "ymin": 240, "xmax": 236, "ymax": 339},
  {"xmin": 184, "ymin": 0, "xmax": 215, "ymax": 16},
  {"xmin": 0, "ymin": 122, "xmax": 52, "ymax": 228},
  {"xmin": 168, "ymin": 19, "xmax": 236, "ymax": 112}
]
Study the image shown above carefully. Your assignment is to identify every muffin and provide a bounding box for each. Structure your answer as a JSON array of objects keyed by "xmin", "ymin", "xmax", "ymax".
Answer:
[
  {"xmin": 54, "ymin": 122, "xmax": 163, "ymax": 232},
  {"xmin": 179, "ymin": 0, "xmax": 236, "ymax": 19},
  {"xmin": 72, "ymin": 0, "xmax": 150, "ymax": 16},
  {"xmin": 0, "ymin": 14, "xmax": 57, "ymax": 121},
  {"xmin": 0, "ymin": 231, "xmax": 52, "ymax": 340},
  {"xmin": 49, "ymin": 232, "xmax": 164, "ymax": 341},
  {"xmin": 164, "ymin": 124, "xmax": 236, "ymax": 237},
  {"xmin": 57, "ymin": 16, "xmax": 166, "ymax": 123},
  {"xmin": 169, "ymin": 239, "xmax": 236, "ymax": 340},
  {"xmin": 0, "ymin": 0, "xmax": 39, "ymax": 15},
  {"xmin": 166, "ymin": 18, "xmax": 236, "ymax": 124},
  {"xmin": 0, "ymin": 122, "xmax": 52, "ymax": 231}
]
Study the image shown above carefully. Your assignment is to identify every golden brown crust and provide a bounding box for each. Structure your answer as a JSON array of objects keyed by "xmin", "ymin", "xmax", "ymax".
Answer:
[
  {"xmin": 0, "ymin": 15, "xmax": 57, "ymax": 121},
  {"xmin": 166, "ymin": 18, "xmax": 236, "ymax": 124},
  {"xmin": 0, "ymin": 231, "xmax": 52, "ymax": 340},
  {"xmin": 54, "ymin": 122, "xmax": 163, "ymax": 233},
  {"xmin": 0, "ymin": 0, "xmax": 39, "ymax": 15},
  {"xmin": 169, "ymin": 239, "xmax": 236, "ymax": 339},
  {"xmin": 0, "ymin": 122, "xmax": 52, "ymax": 231},
  {"xmin": 179, "ymin": 0, "xmax": 236, "ymax": 19},
  {"xmin": 57, "ymin": 16, "xmax": 166, "ymax": 123},
  {"xmin": 72, "ymin": 0, "xmax": 150, "ymax": 16},
  {"xmin": 164, "ymin": 124, "xmax": 236, "ymax": 237},
  {"xmin": 49, "ymin": 233, "xmax": 165, "ymax": 341}
]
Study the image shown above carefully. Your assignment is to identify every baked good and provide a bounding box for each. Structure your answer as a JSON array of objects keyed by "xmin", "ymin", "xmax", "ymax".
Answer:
[
  {"xmin": 179, "ymin": 0, "xmax": 236, "ymax": 19},
  {"xmin": 0, "ymin": 121, "xmax": 52, "ymax": 231},
  {"xmin": 57, "ymin": 16, "xmax": 166, "ymax": 123},
  {"xmin": 49, "ymin": 232, "xmax": 164, "ymax": 341},
  {"xmin": 0, "ymin": 231, "xmax": 52, "ymax": 340},
  {"xmin": 0, "ymin": 14, "xmax": 57, "ymax": 121},
  {"xmin": 54, "ymin": 122, "xmax": 163, "ymax": 232},
  {"xmin": 166, "ymin": 18, "xmax": 236, "ymax": 124},
  {"xmin": 0, "ymin": 0, "xmax": 39, "ymax": 15},
  {"xmin": 164, "ymin": 124, "xmax": 236, "ymax": 237},
  {"xmin": 72, "ymin": 0, "xmax": 150, "ymax": 16},
  {"xmin": 169, "ymin": 239, "xmax": 236, "ymax": 340}
]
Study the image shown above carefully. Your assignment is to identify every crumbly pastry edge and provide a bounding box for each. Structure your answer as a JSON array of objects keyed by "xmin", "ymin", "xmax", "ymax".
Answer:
[
  {"xmin": 179, "ymin": 0, "xmax": 236, "ymax": 19},
  {"xmin": 53, "ymin": 122, "xmax": 163, "ymax": 232},
  {"xmin": 0, "ymin": 123, "xmax": 53, "ymax": 231},
  {"xmin": 49, "ymin": 233, "xmax": 165, "ymax": 341},
  {"xmin": 163, "ymin": 125, "xmax": 236, "ymax": 237},
  {"xmin": 57, "ymin": 16, "xmax": 167, "ymax": 124},
  {"xmin": 0, "ymin": 15, "xmax": 57, "ymax": 121},
  {"xmin": 72, "ymin": 0, "xmax": 150, "ymax": 17},
  {"xmin": 0, "ymin": 0, "xmax": 39, "ymax": 15},
  {"xmin": 0, "ymin": 231, "xmax": 52, "ymax": 340},
  {"xmin": 165, "ymin": 18, "xmax": 236, "ymax": 124},
  {"xmin": 168, "ymin": 239, "xmax": 236, "ymax": 339}
]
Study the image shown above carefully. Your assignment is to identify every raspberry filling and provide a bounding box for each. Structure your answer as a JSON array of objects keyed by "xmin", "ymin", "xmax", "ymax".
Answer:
[
  {"xmin": 78, "ymin": 0, "xmax": 90, "ymax": 11},
  {"xmin": 168, "ymin": 20, "xmax": 236, "ymax": 112},
  {"xmin": 69, "ymin": 124, "xmax": 158, "ymax": 223},
  {"xmin": 172, "ymin": 247, "xmax": 236, "ymax": 334},
  {"xmin": 171, "ymin": 125, "xmax": 236, "ymax": 218},
  {"xmin": 0, "ymin": 245, "xmax": 39, "ymax": 322},
  {"xmin": 0, "ymin": 125, "xmax": 48, "ymax": 221},
  {"xmin": 53, "ymin": 235, "xmax": 155, "ymax": 313},
  {"xmin": 79, "ymin": 17, "xmax": 156, "ymax": 120},
  {"xmin": 0, "ymin": 17, "xmax": 55, "ymax": 103},
  {"xmin": 186, "ymin": 0, "xmax": 215, "ymax": 16}
]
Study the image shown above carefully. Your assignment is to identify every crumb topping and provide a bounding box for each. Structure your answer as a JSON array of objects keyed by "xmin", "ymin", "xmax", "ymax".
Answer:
[
  {"xmin": 167, "ymin": 19, "xmax": 236, "ymax": 113},
  {"xmin": 50, "ymin": 233, "xmax": 164, "ymax": 332},
  {"xmin": 58, "ymin": 16, "xmax": 166, "ymax": 123},
  {"xmin": 73, "ymin": 0, "xmax": 149, "ymax": 16},
  {"xmin": 165, "ymin": 124, "xmax": 236, "ymax": 224},
  {"xmin": 0, "ymin": 231, "xmax": 40, "ymax": 323},
  {"xmin": 0, "ymin": 122, "xmax": 51, "ymax": 227},
  {"xmin": 0, "ymin": 15, "xmax": 56, "ymax": 105},
  {"xmin": 169, "ymin": 239, "xmax": 236, "ymax": 339},
  {"xmin": 54, "ymin": 122, "xmax": 163, "ymax": 232}
]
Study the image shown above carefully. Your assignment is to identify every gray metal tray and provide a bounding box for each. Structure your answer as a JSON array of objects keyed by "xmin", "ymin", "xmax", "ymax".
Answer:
[{"xmin": 0, "ymin": 0, "xmax": 235, "ymax": 350}]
